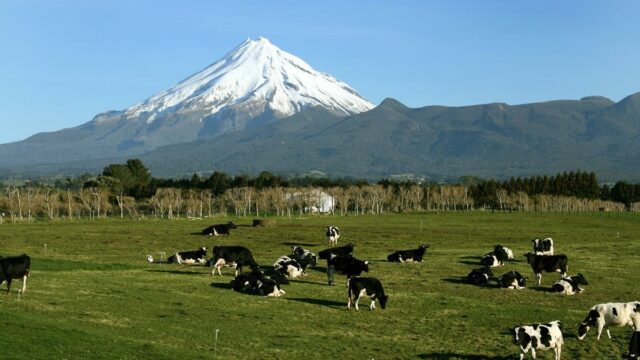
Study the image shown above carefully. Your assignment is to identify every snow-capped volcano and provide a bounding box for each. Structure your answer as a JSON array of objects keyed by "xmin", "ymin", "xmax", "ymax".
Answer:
[{"xmin": 120, "ymin": 37, "xmax": 373, "ymax": 124}]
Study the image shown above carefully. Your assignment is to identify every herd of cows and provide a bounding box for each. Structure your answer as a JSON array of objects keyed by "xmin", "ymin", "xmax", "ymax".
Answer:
[{"xmin": 1, "ymin": 221, "xmax": 638, "ymax": 359}]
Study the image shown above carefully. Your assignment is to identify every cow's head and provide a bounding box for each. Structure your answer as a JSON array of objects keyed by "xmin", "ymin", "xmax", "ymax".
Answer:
[
  {"xmin": 578, "ymin": 310, "xmax": 600, "ymax": 340},
  {"xmin": 419, "ymin": 244, "xmax": 429, "ymax": 250},
  {"xmin": 524, "ymin": 252, "xmax": 535, "ymax": 264},
  {"xmin": 518, "ymin": 275, "xmax": 528, "ymax": 288},
  {"xmin": 227, "ymin": 221, "xmax": 237, "ymax": 229},
  {"xmin": 362, "ymin": 261, "xmax": 370, "ymax": 273},
  {"xmin": 291, "ymin": 246, "xmax": 304, "ymax": 256},
  {"xmin": 512, "ymin": 326, "xmax": 525, "ymax": 345},
  {"xmin": 574, "ymin": 273, "xmax": 588, "ymax": 285},
  {"xmin": 379, "ymin": 294, "xmax": 389, "ymax": 309}
]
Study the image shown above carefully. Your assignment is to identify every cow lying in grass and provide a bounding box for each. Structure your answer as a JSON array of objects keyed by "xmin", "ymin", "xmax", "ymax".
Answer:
[{"xmin": 387, "ymin": 244, "xmax": 429, "ymax": 263}]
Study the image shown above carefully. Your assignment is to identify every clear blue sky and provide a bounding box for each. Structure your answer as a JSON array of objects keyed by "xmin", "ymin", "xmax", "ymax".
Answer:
[{"xmin": 1, "ymin": 0, "xmax": 639, "ymax": 144}]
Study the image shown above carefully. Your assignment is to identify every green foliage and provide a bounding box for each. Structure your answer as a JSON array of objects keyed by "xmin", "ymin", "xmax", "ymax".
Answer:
[{"xmin": 97, "ymin": 159, "xmax": 151, "ymax": 198}]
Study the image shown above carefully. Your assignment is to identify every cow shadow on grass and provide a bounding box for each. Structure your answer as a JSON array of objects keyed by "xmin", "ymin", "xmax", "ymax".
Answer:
[
  {"xmin": 286, "ymin": 297, "xmax": 345, "ymax": 309},
  {"xmin": 280, "ymin": 242, "xmax": 318, "ymax": 247},
  {"xmin": 528, "ymin": 286, "xmax": 554, "ymax": 293},
  {"xmin": 290, "ymin": 279, "xmax": 327, "ymax": 286},
  {"xmin": 417, "ymin": 352, "xmax": 511, "ymax": 359},
  {"xmin": 459, "ymin": 260, "xmax": 482, "ymax": 266},
  {"xmin": 441, "ymin": 277, "xmax": 500, "ymax": 288},
  {"xmin": 146, "ymin": 269, "xmax": 204, "ymax": 276},
  {"xmin": 209, "ymin": 282, "xmax": 232, "ymax": 290}
]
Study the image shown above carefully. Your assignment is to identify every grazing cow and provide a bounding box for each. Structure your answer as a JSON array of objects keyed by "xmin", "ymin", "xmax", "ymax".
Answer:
[
  {"xmin": 387, "ymin": 244, "xmax": 429, "ymax": 263},
  {"xmin": 466, "ymin": 267, "xmax": 493, "ymax": 286},
  {"xmin": 202, "ymin": 221, "xmax": 238, "ymax": 236},
  {"xmin": 513, "ymin": 320, "xmax": 563, "ymax": 360},
  {"xmin": 326, "ymin": 226, "xmax": 340, "ymax": 246},
  {"xmin": 524, "ymin": 252, "xmax": 568, "ymax": 286},
  {"xmin": 494, "ymin": 245, "xmax": 514, "ymax": 262},
  {"xmin": 623, "ymin": 331, "xmax": 640, "ymax": 360},
  {"xmin": 289, "ymin": 246, "xmax": 318, "ymax": 271},
  {"xmin": 205, "ymin": 246, "xmax": 258, "ymax": 276},
  {"xmin": 161, "ymin": 247, "xmax": 207, "ymax": 265},
  {"xmin": 578, "ymin": 302, "xmax": 640, "ymax": 340},
  {"xmin": 481, "ymin": 253, "xmax": 502, "ymax": 267},
  {"xmin": 273, "ymin": 256, "xmax": 305, "ymax": 278},
  {"xmin": 229, "ymin": 269, "xmax": 286, "ymax": 297},
  {"xmin": 0, "ymin": 254, "xmax": 31, "ymax": 294},
  {"xmin": 551, "ymin": 274, "xmax": 588, "ymax": 295},
  {"xmin": 327, "ymin": 255, "xmax": 369, "ymax": 286},
  {"xmin": 347, "ymin": 277, "xmax": 388, "ymax": 311},
  {"xmin": 497, "ymin": 270, "xmax": 528, "ymax": 289},
  {"xmin": 318, "ymin": 243, "xmax": 354, "ymax": 260},
  {"xmin": 532, "ymin": 237, "xmax": 554, "ymax": 255}
]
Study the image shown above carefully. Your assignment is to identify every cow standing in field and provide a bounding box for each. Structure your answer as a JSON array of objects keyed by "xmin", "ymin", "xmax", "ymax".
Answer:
[
  {"xmin": 326, "ymin": 255, "xmax": 369, "ymax": 286},
  {"xmin": 318, "ymin": 244, "xmax": 354, "ymax": 261},
  {"xmin": 0, "ymin": 254, "xmax": 31, "ymax": 294},
  {"xmin": 347, "ymin": 277, "xmax": 388, "ymax": 311},
  {"xmin": 524, "ymin": 252, "xmax": 568, "ymax": 286},
  {"xmin": 551, "ymin": 274, "xmax": 588, "ymax": 295},
  {"xmin": 532, "ymin": 237, "xmax": 554, "ymax": 255},
  {"xmin": 512, "ymin": 320, "xmax": 564, "ymax": 360},
  {"xmin": 578, "ymin": 302, "xmax": 640, "ymax": 341},
  {"xmin": 326, "ymin": 226, "xmax": 340, "ymax": 246},
  {"xmin": 202, "ymin": 222, "xmax": 238, "ymax": 236},
  {"xmin": 387, "ymin": 244, "xmax": 429, "ymax": 263},
  {"xmin": 205, "ymin": 246, "xmax": 259, "ymax": 276}
]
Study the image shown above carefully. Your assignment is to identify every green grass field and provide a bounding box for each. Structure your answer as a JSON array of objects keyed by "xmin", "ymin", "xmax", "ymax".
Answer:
[{"xmin": 0, "ymin": 212, "xmax": 639, "ymax": 359}]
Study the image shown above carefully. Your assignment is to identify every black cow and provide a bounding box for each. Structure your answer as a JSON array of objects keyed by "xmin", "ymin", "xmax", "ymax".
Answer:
[
  {"xmin": 289, "ymin": 246, "xmax": 318, "ymax": 271},
  {"xmin": 551, "ymin": 274, "xmax": 588, "ymax": 295},
  {"xmin": 524, "ymin": 252, "xmax": 568, "ymax": 286},
  {"xmin": 162, "ymin": 247, "xmax": 207, "ymax": 265},
  {"xmin": 327, "ymin": 255, "xmax": 369, "ymax": 286},
  {"xmin": 0, "ymin": 254, "xmax": 31, "ymax": 294},
  {"xmin": 497, "ymin": 270, "xmax": 528, "ymax": 289},
  {"xmin": 466, "ymin": 267, "xmax": 493, "ymax": 286},
  {"xmin": 206, "ymin": 246, "xmax": 258, "ymax": 276},
  {"xmin": 387, "ymin": 244, "xmax": 429, "ymax": 263},
  {"xmin": 318, "ymin": 243, "xmax": 354, "ymax": 260},
  {"xmin": 347, "ymin": 277, "xmax": 388, "ymax": 311},
  {"xmin": 202, "ymin": 221, "xmax": 238, "ymax": 236},
  {"xmin": 623, "ymin": 331, "xmax": 640, "ymax": 360}
]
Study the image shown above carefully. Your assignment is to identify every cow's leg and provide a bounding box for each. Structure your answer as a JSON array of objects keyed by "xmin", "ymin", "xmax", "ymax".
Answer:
[
  {"xmin": 21, "ymin": 274, "xmax": 27, "ymax": 294},
  {"xmin": 556, "ymin": 343, "xmax": 561, "ymax": 360},
  {"xmin": 536, "ymin": 273, "xmax": 542, "ymax": 286},
  {"xmin": 530, "ymin": 347, "xmax": 537, "ymax": 359},
  {"xmin": 354, "ymin": 295, "xmax": 360, "ymax": 311},
  {"xmin": 327, "ymin": 265, "xmax": 335, "ymax": 286},
  {"xmin": 6, "ymin": 279, "xmax": 11, "ymax": 294},
  {"xmin": 596, "ymin": 323, "xmax": 604, "ymax": 340},
  {"xmin": 606, "ymin": 328, "xmax": 611, "ymax": 339},
  {"xmin": 370, "ymin": 300, "xmax": 375, "ymax": 310},
  {"xmin": 347, "ymin": 290, "xmax": 353, "ymax": 309}
]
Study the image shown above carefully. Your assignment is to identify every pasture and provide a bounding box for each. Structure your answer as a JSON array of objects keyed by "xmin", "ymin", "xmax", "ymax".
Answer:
[{"xmin": 0, "ymin": 212, "xmax": 639, "ymax": 359}]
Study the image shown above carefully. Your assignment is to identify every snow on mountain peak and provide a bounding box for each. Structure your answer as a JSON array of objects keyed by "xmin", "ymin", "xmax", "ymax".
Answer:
[{"xmin": 123, "ymin": 37, "xmax": 374, "ymax": 123}]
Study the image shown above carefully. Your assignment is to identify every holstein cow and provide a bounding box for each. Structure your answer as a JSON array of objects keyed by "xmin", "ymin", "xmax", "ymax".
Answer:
[
  {"xmin": 578, "ymin": 302, "xmax": 640, "ymax": 341},
  {"xmin": 466, "ymin": 267, "xmax": 493, "ymax": 286},
  {"xmin": 494, "ymin": 245, "xmax": 514, "ymax": 262},
  {"xmin": 524, "ymin": 252, "xmax": 568, "ymax": 286},
  {"xmin": 512, "ymin": 320, "xmax": 564, "ymax": 360},
  {"xmin": 202, "ymin": 221, "xmax": 238, "ymax": 236},
  {"xmin": 0, "ymin": 254, "xmax": 31, "ymax": 294},
  {"xmin": 273, "ymin": 256, "xmax": 305, "ymax": 278},
  {"xmin": 387, "ymin": 244, "xmax": 429, "ymax": 263},
  {"xmin": 551, "ymin": 274, "xmax": 588, "ymax": 295},
  {"xmin": 532, "ymin": 237, "xmax": 554, "ymax": 255},
  {"xmin": 481, "ymin": 253, "xmax": 502, "ymax": 268},
  {"xmin": 623, "ymin": 331, "xmax": 640, "ymax": 360},
  {"xmin": 205, "ymin": 246, "xmax": 258, "ymax": 276},
  {"xmin": 229, "ymin": 269, "xmax": 286, "ymax": 297},
  {"xmin": 326, "ymin": 255, "xmax": 369, "ymax": 286},
  {"xmin": 347, "ymin": 277, "xmax": 388, "ymax": 311},
  {"xmin": 318, "ymin": 243, "xmax": 354, "ymax": 261},
  {"xmin": 158, "ymin": 247, "xmax": 207, "ymax": 265},
  {"xmin": 497, "ymin": 270, "xmax": 528, "ymax": 289},
  {"xmin": 289, "ymin": 246, "xmax": 318, "ymax": 272},
  {"xmin": 326, "ymin": 226, "xmax": 340, "ymax": 246}
]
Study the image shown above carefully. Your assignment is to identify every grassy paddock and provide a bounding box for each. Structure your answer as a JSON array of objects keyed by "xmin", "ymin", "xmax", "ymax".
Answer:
[{"xmin": 0, "ymin": 212, "xmax": 638, "ymax": 359}]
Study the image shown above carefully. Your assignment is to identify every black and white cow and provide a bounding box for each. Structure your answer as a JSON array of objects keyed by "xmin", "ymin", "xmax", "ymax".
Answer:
[
  {"xmin": 513, "ymin": 320, "xmax": 563, "ymax": 360},
  {"xmin": 466, "ymin": 267, "xmax": 493, "ymax": 286},
  {"xmin": 289, "ymin": 246, "xmax": 318, "ymax": 271},
  {"xmin": 326, "ymin": 226, "xmax": 340, "ymax": 246},
  {"xmin": 327, "ymin": 255, "xmax": 369, "ymax": 286},
  {"xmin": 524, "ymin": 252, "xmax": 568, "ymax": 286},
  {"xmin": 273, "ymin": 256, "xmax": 304, "ymax": 278},
  {"xmin": 481, "ymin": 252, "xmax": 502, "ymax": 267},
  {"xmin": 532, "ymin": 237, "xmax": 554, "ymax": 255},
  {"xmin": 551, "ymin": 274, "xmax": 588, "ymax": 295},
  {"xmin": 347, "ymin": 277, "xmax": 388, "ymax": 311},
  {"xmin": 0, "ymin": 254, "xmax": 31, "ymax": 294},
  {"xmin": 387, "ymin": 244, "xmax": 429, "ymax": 263},
  {"xmin": 158, "ymin": 247, "xmax": 207, "ymax": 265},
  {"xmin": 229, "ymin": 269, "xmax": 286, "ymax": 297},
  {"xmin": 578, "ymin": 302, "xmax": 640, "ymax": 341},
  {"xmin": 497, "ymin": 270, "xmax": 528, "ymax": 289},
  {"xmin": 202, "ymin": 221, "xmax": 238, "ymax": 236},
  {"xmin": 494, "ymin": 245, "xmax": 514, "ymax": 262},
  {"xmin": 623, "ymin": 331, "xmax": 640, "ymax": 360},
  {"xmin": 318, "ymin": 243, "xmax": 354, "ymax": 260},
  {"xmin": 205, "ymin": 246, "xmax": 258, "ymax": 276}
]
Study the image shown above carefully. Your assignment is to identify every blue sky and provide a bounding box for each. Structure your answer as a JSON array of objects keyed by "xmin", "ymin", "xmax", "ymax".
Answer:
[{"xmin": 1, "ymin": 0, "xmax": 639, "ymax": 144}]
